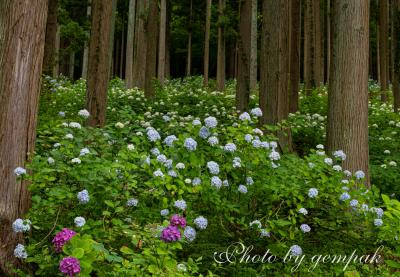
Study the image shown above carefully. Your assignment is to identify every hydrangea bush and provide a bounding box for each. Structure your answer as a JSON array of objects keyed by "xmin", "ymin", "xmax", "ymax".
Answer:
[{"xmin": 12, "ymin": 77, "xmax": 400, "ymax": 276}]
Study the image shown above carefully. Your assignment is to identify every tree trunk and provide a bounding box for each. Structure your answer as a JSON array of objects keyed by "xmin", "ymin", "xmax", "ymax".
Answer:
[
  {"xmin": 82, "ymin": 0, "xmax": 91, "ymax": 79},
  {"xmin": 379, "ymin": 0, "xmax": 389, "ymax": 102},
  {"xmin": 327, "ymin": 0, "xmax": 331, "ymax": 82},
  {"xmin": 393, "ymin": 0, "xmax": 400, "ymax": 112},
  {"xmin": 43, "ymin": 0, "xmax": 59, "ymax": 76},
  {"xmin": 108, "ymin": 0, "xmax": 117, "ymax": 80},
  {"xmin": 68, "ymin": 51, "xmax": 75, "ymax": 80},
  {"xmin": 0, "ymin": 1, "xmax": 48, "ymax": 274},
  {"xmin": 289, "ymin": 0, "xmax": 301, "ymax": 113},
  {"xmin": 216, "ymin": 0, "xmax": 226, "ymax": 91},
  {"xmin": 260, "ymin": 0, "xmax": 291, "ymax": 151},
  {"xmin": 165, "ymin": 0, "xmax": 171, "ymax": 78},
  {"xmin": 249, "ymin": 0, "xmax": 257, "ymax": 90},
  {"xmin": 203, "ymin": 0, "xmax": 212, "ymax": 87},
  {"xmin": 304, "ymin": 0, "xmax": 323, "ymax": 91},
  {"xmin": 236, "ymin": 0, "xmax": 252, "ymax": 111},
  {"xmin": 327, "ymin": 0, "xmax": 370, "ymax": 186},
  {"xmin": 86, "ymin": 0, "xmax": 114, "ymax": 127},
  {"xmin": 53, "ymin": 24, "xmax": 60, "ymax": 77},
  {"xmin": 133, "ymin": 0, "xmax": 148, "ymax": 88},
  {"xmin": 186, "ymin": 0, "xmax": 193, "ymax": 76},
  {"xmin": 158, "ymin": 0, "xmax": 167, "ymax": 85},
  {"xmin": 126, "ymin": 0, "xmax": 137, "ymax": 88},
  {"xmin": 144, "ymin": 0, "xmax": 159, "ymax": 97}
]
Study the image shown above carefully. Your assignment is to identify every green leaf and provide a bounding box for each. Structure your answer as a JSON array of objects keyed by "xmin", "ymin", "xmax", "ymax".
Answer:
[
  {"xmin": 120, "ymin": 246, "xmax": 135, "ymax": 255},
  {"xmin": 72, "ymin": 248, "xmax": 84, "ymax": 259},
  {"xmin": 385, "ymin": 260, "xmax": 400, "ymax": 269}
]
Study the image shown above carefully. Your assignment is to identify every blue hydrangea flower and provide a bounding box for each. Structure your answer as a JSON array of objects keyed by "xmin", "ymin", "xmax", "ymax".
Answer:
[
  {"xmin": 12, "ymin": 219, "xmax": 31, "ymax": 233},
  {"xmin": 222, "ymin": 179, "xmax": 229, "ymax": 187},
  {"xmin": 164, "ymin": 135, "xmax": 178, "ymax": 147},
  {"xmin": 74, "ymin": 217, "xmax": 86, "ymax": 227},
  {"xmin": 14, "ymin": 167, "xmax": 27, "ymax": 176},
  {"xmin": 77, "ymin": 189, "xmax": 89, "ymax": 204},
  {"xmin": 298, "ymin": 208, "xmax": 308, "ymax": 215},
  {"xmin": 153, "ymin": 169, "xmax": 164, "ymax": 177},
  {"xmin": 354, "ymin": 170, "xmax": 365, "ymax": 180},
  {"xmin": 211, "ymin": 176, "xmax": 222, "ymax": 189},
  {"xmin": 184, "ymin": 226, "xmax": 196, "ymax": 242},
  {"xmin": 290, "ymin": 245, "xmax": 302, "ymax": 256},
  {"xmin": 194, "ymin": 216, "xmax": 208, "ymax": 230},
  {"xmin": 260, "ymin": 229, "xmax": 270, "ymax": 237},
  {"xmin": 238, "ymin": 185, "xmax": 248, "ymax": 194},
  {"xmin": 204, "ymin": 116, "xmax": 218, "ymax": 128},
  {"xmin": 233, "ymin": 157, "xmax": 241, "ymax": 168},
  {"xmin": 192, "ymin": 119, "xmax": 201, "ymax": 126},
  {"xmin": 147, "ymin": 128, "xmax": 161, "ymax": 142},
  {"xmin": 300, "ymin": 224, "xmax": 311, "ymax": 233},
  {"xmin": 184, "ymin": 138, "xmax": 197, "ymax": 151},
  {"xmin": 340, "ymin": 192, "xmax": 351, "ymax": 201},
  {"xmin": 14, "ymin": 244, "xmax": 28, "ymax": 259},
  {"xmin": 350, "ymin": 199, "xmax": 359, "ymax": 208},
  {"xmin": 168, "ymin": 170, "xmax": 177, "ymax": 177},
  {"xmin": 250, "ymin": 107, "xmax": 263, "ymax": 117},
  {"xmin": 207, "ymin": 161, "xmax": 220, "ymax": 175},
  {"xmin": 374, "ymin": 219, "xmax": 383, "ymax": 227},
  {"xmin": 239, "ymin": 112, "xmax": 251, "ymax": 121},
  {"xmin": 174, "ymin": 200, "xmax": 187, "ymax": 210},
  {"xmin": 269, "ymin": 151, "xmax": 280, "ymax": 161},
  {"xmin": 333, "ymin": 150, "xmax": 346, "ymax": 161},
  {"xmin": 199, "ymin": 126, "xmax": 210, "ymax": 139},
  {"xmin": 244, "ymin": 134, "xmax": 253, "ymax": 142},
  {"xmin": 224, "ymin": 143, "xmax": 237, "ymax": 152},
  {"xmin": 308, "ymin": 188, "xmax": 318, "ymax": 198},
  {"xmin": 192, "ymin": 177, "xmax": 202, "ymax": 186},
  {"xmin": 207, "ymin": 136, "xmax": 219, "ymax": 146},
  {"xmin": 246, "ymin": 177, "xmax": 254, "ymax": 185},
  {"xmin": 127, "ymin": 198, "xmax": 138, "ymax": 207},
  {"xmin": 157, "ymin": 154, "xmax": 167, "ymax": 163},
  {"xmin": 160, "ymin": 209, "xmax": 169, "ymax": 216}
]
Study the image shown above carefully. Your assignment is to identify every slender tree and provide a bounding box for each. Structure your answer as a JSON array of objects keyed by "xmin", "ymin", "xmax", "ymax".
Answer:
[
  {"xmin": 108, "ymin": 0, "xmax": 117, "ymax": 79},
  {"xmin": 186, "ymin": 0, "xmax": 193, "ymax": 76},
  {"xmin": 260, "ymin": 0, "xmax": 291, "ymax": 151},
  {"xmin": 379, "ymin": 0, "xmax": 389, "ymax": 102},
  {"xmin": 304, "ymin": 0, "xmax": 323, "ymax": 91},
  {"xmin": 289, "ymin": 0, "xmax": 301, "ymax": 113},
  {"xmin": 125, "ymin": 0, "xmax": 136, "ymax": 88},
  {"xmin": 144, "ymin": 0, "xmax": 159, "ymax": 97},
  {"xmin": 249, "ymin": 0, "xmax": 258, "ymax": 90},
  {"xmin": 393, "ymin": 0, "xmax": 400, "ymax": 112},
  {"xmin": 0, "ymin": 0, "xmax": 48, "ymax": 273},
  {"xmin": 236, "ymin": 0, "xmax": 252, "ymax": 111},
  {"xmin": 82, "ymin": 0, "xmax": 91, "ymax": 79},
  {"xmin": 133, "ymin": 0, "xmax": 148, "ymax": 88},
  {"xmin": 216, "ymin": 0, "xmax": 226, "ymax": 91},
  {"xmin": 158, "ymin": 0, "xmax": 167, "ymax": 85},
  {"xmin": 86, "ymin": 0, "xmax": 114, "ymax": 127},
  {"xmin": 327, "ymin": 0, "xmax": 370, "ymax": 186},
  {"xmin": 43, "ymin": 0, "xmax": 59, "ymax": 76},
  {"xmin": 203, "ymin": 0, "xmax": 212, "ymax": 87}
]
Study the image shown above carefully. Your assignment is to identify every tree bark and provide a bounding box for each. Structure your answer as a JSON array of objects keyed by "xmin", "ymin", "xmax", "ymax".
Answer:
[
  {"xmin": 379, "ymin": 0, "xmax": 389, "ymax": 102},
  {"xmin": 260, "ymin": 0, "xmax": 292, "ymax": 151},
  {"xmin": 133, "ymin": 0, "xmax": 148, "ymax": 88},
  {"xmin": 69, "ymin": 51, "xmax": 75, "ymax": 80},
  {"xmin": 393, "ymin": 0, "xmax": 400, "ymax": 112},
  {"xmin": 82, "ymin": 0, "xmax": 91, "ymax": 79},
  {"xmin": 158, "ymin": 0, "xmax": 167, "ymax": 85},
  {"xmin": 108, "ymin": 0, "xmax": 117, "ymax": 80},
  {"xmin": 203, "ymin": 0, "xmax": 212, "ymax": 87},
  {"xmin": 236, "ymin": 0, "xmax": 252, "ymax": 111},
  {"xmin": 304, "ymin": 0, "xmax": 323, "ymax": 91},
  {"xmin": 327, "ymin": 0, "xmax": 331, "ymax": 82},
  {"xmin": 86, "ymin": 0, "xmax": 113, "ymax": 127},
  {"xmin": 289, "ymin": 0, "xmax": 301, "ymax": 113},
  {"xmin": 0, "ymin": 1, "xmax": 48, "ymax": 274},
  {"xmin": 144, "ymin": 0, "xmax": 159, "ymax": 97},
  {"xmin": 216, "ymin": 0, "xmax": 226, "ymax": 91},
  {"xmin": 43, "ymin": 0, "xmax": 59, "ymax": 76},
  {"xmin": 249, "ymin": 0, "xmax": 258, "ymax": 90},
  {"xmin": 165, "ymin": 0, "xmax": 171, "ymax": 78},
  {"xmin": 126, "ymin": 0, "xmax": 136, "ymax": 87},
  {"xmin": 54, "ymin": 24, "xmax": 60, "ymax": 77},
  {"xmin": 327, "ymin": 0, "xmax": 370, "ymax": 186},
  {"xmin": 186, "ymin": 0, "xmax": 193, "ymax": 76}
]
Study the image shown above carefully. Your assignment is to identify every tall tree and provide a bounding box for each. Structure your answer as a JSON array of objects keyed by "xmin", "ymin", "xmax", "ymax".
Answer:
[
  {"xmin": 86, "ymin": 0, "xmax": 114, "ymax": 127},
  {"xmin": 327, "ymin": 0, "xmax": 370, "ymax": 186},
  {"xmin": 260, "ymin": 0, "xmax": 291, "ymax": 151},
  {"xmin": 304, "ymin": 0, "xmax": 323, "ymax": 91},
  {"xmin": 186, "ymin": 0, "xmax": 193, "ymax": 76},
  {"xmin": 43, "ymin": 0, "xmax": 59, "ymax": 76},
  {"xmin": 108, "ymin": 0, "xmax": 117, "ymax": 79},
  {"xmin": 236, "ymin": 0, "xmax": 252, "ymax": 111},
  {"xmin": 203, "ymin": 0, "xmax": 212, "ymax": 87},
  {"xmin": 379, "ymin": 0, "xmax": 389, "ymax": 102},
  {"xmin": 0, "ymin": 0, "xmax": 48, "ymax": 273},
  {"xmin": 393, "ymin": 0, "xmax": 400, "ymax": 112},
  {"xmin": 82, "ymin": 0, "xmax": 91, "ymax": 79},
  {"xmin": 144, "ymin": 0, "xmax": 159, "ymax": 97},
  {"xmin": 249, "ymin": 0, "xmax": 258, "ymax": 90},
  {"xmin": 216, "ymin": 0, "xmax": 226, "ymax": 91},
  {"xmin": 158, "ymin": 0, "xmax": 167, "ymax": 85},
  {"xmin": 133, "ymin": 0, "xmax": 148, "ymax": 88},
  {"xmin": 125, "ymin": 0, "xmax": 136, "ymax": 88},
  {"xmin": 289, "ymin": 0, "xmax": 301, "ymax": 113}
]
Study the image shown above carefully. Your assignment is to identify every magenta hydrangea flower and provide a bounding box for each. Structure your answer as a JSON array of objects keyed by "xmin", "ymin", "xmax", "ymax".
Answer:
[
  {"xmin": 170, "ymin": 214, "xmax": 186, "ymax": 228},
  {"xmin": 52, "ymin": 228, "xmax": 77, "ymax": 252},
  {"xmin": 160, "ymin": 225, "xmax": 181, "ymax": 242},
  {"xmin": 59, "ymin": 256, "xmax": 81, "ymax": 276}
]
